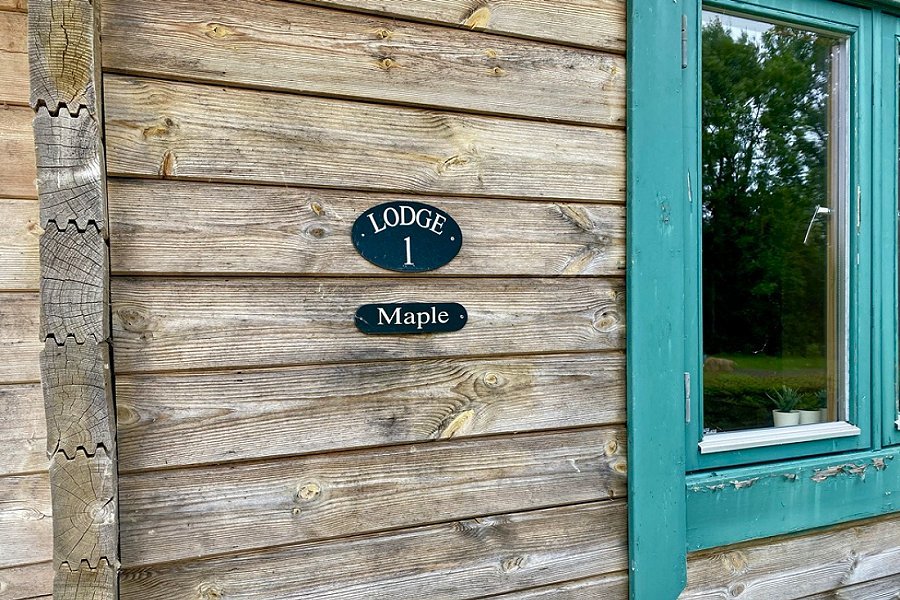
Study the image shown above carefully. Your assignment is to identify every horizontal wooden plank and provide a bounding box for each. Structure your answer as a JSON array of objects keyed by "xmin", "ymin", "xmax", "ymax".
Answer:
[
  {"xmin": 0, "ymin": 199, "xmax": 39, "ymax": 290},
  {"xmin": 0, "ymin": 383, "xmax": 46, "ymax": 476},
  {"xmin": 0, "ymin": 10, "xmax": 28, "ymax": 105},
  {"xmin": 682, "ymin": 514, "xmax": 900, "ymax": 600},
  {"xmin": 295, "ymin": 0, "xmax": 626, "ymax": 53},
  {"xmin": 490, "ymin": 572, "xmax": 628, "ymax": 598},
  {"xmin": 120, "ymin": 426, "xmax": 626, "ymax": 567},
  {"xmin": 104, "ymin": 76, "xmax": 625, "ymax": 202},
  {"xmin": 117, "ymin": 352, "xmax": 625, "ymax": 472},
  {"xmin": 0, "ymin": 1, "xmax": 26, "ymax": 12},
  {"xmin": 0, "ymin": 562, "xmax": 53, "ymax": 600},
  {"xmin": 108, "ymin": 180, "xmax": 625, "ymax": 277},
  {"xmin": 0, "ymin": 473, "xmax": 52, "ymax": 569},
  {"xmin": 0, "ymin": 292, "xmax": 41, "ymax": 384},
  {"xmin": 111, "ymin": 277, "xmax": 624, "ymax": 374},
  {"xmin": 121, "ymin": 500, "xmax": 626, "ymax": 599},
  {"xmin": 799, "ymin": 573, "xmax": 900, "ymax": 599},
  {"xmin": 0, "ymin": 106, "xmax": 37, "ymax": 200},
  {"xmin": 102, "ymin": 0, "xmax": 625, "ymax": 127}
]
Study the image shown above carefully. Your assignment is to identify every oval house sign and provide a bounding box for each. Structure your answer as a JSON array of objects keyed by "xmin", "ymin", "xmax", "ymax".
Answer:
[{"xmin": 352, "ymin": 201, "xmax": 463, "ymax": 272}]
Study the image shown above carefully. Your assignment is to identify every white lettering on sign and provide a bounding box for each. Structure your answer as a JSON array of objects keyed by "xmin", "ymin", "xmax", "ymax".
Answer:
[
  {"xmin": 367, "ymin": 205, "xmax": 446, "ymax": 236},
  {"xmin": 377, "ymin": 306, "xmax": 452, "ymax": 330}
]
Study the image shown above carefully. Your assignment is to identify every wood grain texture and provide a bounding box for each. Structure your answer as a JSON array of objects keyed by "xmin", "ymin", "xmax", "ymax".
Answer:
[
  {"xmin": 53, "ymin": 562, "xmax": 116, "ymax": 600},
  {"xmin": 0, "ymin": 562, "xmax": 53, "ymax": 600},
  {"xmin": 0, "ymin": 10, "xmax": 28, "ymax": 105},
  {"xmin": 28, "ymin": 0, "xmax": 98, "ymax": 113},
  {"xmin": 40, "ymin": 225, "xmax": 108, "ymax": 344},
  {"xmin": 682, "ymin": 514, "xmax": 900, "ymax": 600},
  {"xmin": 49, "ymin": 451, "xmax": 116, "ymax": 570},
  {"xmin": 111, "ymin": 276, "xmax": 624, "ymax": 374},
  {"xmin": 32, "ymin": 108, "xmax": 106, "ymax": 233},
  {"xmin": 120, "ymin": 500, "xmax": 627, "ymax": 599},
  {"xmin": 101, "ymin": 0, "xmax": 625, "ymax": 127},
  {"xmin": 0, "ymin": 473, "xmax": 52, "ymax": 569},
  {"xmin": 799, "ymin": 574, "xmax": 900, "ymax": 599},
  {"xmin": 104, "ymin": 75, "xmax": 625, "ymax": 202},
  {"xmin": 0, "ymin": 199, "xmax": 40, "ymax": 291},
  {"xmin": 0, "ymin": 292, "xmax": 41, "ymax": 384},
  {"xmin": 295, "ymin": 0, "xmax": 626, "ymax": 53},
  {"xmin": 0, "ymin": 383, "xmax": 46, "ymax": 476},
  {"xmin": 0, "ymin": 0, "xmax": 26, "ymax": 12},
  {"xmin": 0, "ymin": 105, "xmax": 37, "ymax": 200},
  {"xmin": 117, "ymin": 352, "xmax": 625, "ymax": 472},
  {"xmin": 108, "ymin": 179, "xmax": 626, "ymax": 276},
  {"xmin": 41, "ymin": 340, "xmax": 114, "ymax": 458},
  {"xmin": 120, "ymin": 426, "xmax": 626, "ymax": 567},
  {"xmin": 490, "ymin": 572, "xmax": 628, "ymax": 598}
]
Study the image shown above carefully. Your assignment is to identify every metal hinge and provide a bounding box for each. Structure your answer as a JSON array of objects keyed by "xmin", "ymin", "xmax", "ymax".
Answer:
[
  {"xmin": 684, "ymin": 372, "xmax": 691, "ymax": 423},
  {"xmin": 682, "ymin": 15, "xmax": 689, "ymax": 69}
]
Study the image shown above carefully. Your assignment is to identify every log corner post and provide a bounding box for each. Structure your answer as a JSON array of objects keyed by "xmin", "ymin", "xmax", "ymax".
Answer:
[{"xmin": 28, "ymin": 1, "xmax": 119, "ymax": 598}]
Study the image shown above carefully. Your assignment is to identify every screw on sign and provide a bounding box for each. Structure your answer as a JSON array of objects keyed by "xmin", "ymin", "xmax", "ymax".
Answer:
[{"xmin": 352, "ymin": 201, "xmax": 463, "ymax": 273}]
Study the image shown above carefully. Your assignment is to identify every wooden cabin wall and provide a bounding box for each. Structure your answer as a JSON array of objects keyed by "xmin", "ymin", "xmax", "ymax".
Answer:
[
  {"xmin": 682, "ymin": 513, "xmax": 900, "ymax": 599},
  {"xmin": 0, "ymin": 2, "xmax": 54, "ymax": 599},
  {"xmin": 100, "ymin": 0, "xmax": 629, "ymax": 597}
]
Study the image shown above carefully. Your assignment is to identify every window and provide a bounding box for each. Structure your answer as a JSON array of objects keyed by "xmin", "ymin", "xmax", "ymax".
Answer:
[
  {"xmin": 628, "ymin": 0, "xmax": 900, "ymax": 597},
  {"xmin": 685, "ymin": 0, "xmax": 870, "ymax": 469}
]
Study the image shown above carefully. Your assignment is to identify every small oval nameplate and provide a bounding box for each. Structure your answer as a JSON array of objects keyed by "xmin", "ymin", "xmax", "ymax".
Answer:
[
  {"xmin": 355, "ymin": 303, "xmax": 468, "ymax": 335},
  {"xmin": 352, "ymin": 201, "xmax": 463, "ymax": 272}
]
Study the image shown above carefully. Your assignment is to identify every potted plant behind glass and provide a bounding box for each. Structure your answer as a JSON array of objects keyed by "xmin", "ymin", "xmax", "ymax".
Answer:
[
  {"xmin": 768, "ymin": 386, "xmax": 801, "ymax": 427},
  {"xmin": 798, "ymin": 393, "xmax": 821, "ymax": 425},
  {"xmin": 816, "ymin": 389, "xmax": 828, "ymax": 422}
]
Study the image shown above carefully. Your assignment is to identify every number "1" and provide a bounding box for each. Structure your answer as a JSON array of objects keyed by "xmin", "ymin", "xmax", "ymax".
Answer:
[{"xmin": 404, "ymin": 236, "xmax": 414, "ymax": 266}]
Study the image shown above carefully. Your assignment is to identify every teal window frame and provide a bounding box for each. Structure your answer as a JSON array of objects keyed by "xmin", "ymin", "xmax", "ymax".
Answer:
[
  {"xmin": 684, "ymin": 0, "xmax": 872, "ymax": 471},
  {"xmin": 628, "ymin": 1, "xmax": 900, "ymax": 598}
]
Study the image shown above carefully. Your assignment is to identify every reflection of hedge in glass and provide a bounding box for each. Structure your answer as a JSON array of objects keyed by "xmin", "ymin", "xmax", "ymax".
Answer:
[
  {"xmin": 704, "ymin": 370, "xmax": 827, "ymax": 431},
  {"xmin": 702, "ymin": 17, "xmax": 832, "ymax": 358}
]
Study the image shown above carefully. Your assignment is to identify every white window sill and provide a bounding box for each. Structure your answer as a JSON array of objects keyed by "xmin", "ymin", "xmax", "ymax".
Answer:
[
  {"xmin": 699, "ymin": 421, "xmax": 861, "ymax": 454},
  {"xmin": 895, "ymin": 417, "xmax": 900, "ymax": 431}
]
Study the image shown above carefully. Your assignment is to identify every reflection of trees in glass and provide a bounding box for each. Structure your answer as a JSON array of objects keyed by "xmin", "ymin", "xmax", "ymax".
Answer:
[{"xmin": 703, "ymin": 18, "xmax": 832, "ymax": 358}]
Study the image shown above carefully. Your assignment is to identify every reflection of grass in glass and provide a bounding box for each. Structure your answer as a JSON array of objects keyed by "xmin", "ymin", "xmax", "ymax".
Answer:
[{"xmin": 703, "ymin": 353, "xmax": 826, "ymax": 431}]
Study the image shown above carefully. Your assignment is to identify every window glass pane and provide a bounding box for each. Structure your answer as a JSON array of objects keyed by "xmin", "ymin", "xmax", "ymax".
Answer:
[{"xmin": 701, "ymin": 11, "xmax": 849, "ymax": 433}]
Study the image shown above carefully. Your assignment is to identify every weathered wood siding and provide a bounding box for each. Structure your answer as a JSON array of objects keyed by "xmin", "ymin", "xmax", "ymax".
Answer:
[
  {"xmin": 102, "ymin": 0, "xmax": 629, "ymax": 597},
  {"xmin": 682, "ymin": 513, "xmax": 900, "ymax": 599},
  {"xmin": 0, "ymin": 3, "xmax": 53, "ymax": 599}
]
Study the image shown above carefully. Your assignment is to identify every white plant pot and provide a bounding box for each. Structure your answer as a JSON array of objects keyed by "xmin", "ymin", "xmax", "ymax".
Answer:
[
  {"xmin": 799, "ymin": 410, "xmax": 821, "ymax": 425},
  {"xmin": 773, "ymin": 410, "xmax": 801, "ymax": 427},
  {"xmin": 819, "ymin": 408, "xmax": 828, "ymax": 421}
]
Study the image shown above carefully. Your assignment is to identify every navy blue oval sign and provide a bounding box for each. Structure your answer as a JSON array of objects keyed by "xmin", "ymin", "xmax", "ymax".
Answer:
[
  {"xmin": 352, "ymin": 201, "xmax": 462, "ymax": 272},
  {"xmin": 355, "ymin": 303, "xmax": 468, "ymax": 335}
]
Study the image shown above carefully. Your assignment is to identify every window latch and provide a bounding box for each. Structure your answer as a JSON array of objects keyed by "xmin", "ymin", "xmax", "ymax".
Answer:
[
  {"xmin": 684, "ymin": 372, "xmax": 691, "ymax": 423},
  {"xmin": 803, "ymin": 205, "xmax": 831, "ymax": 245}
]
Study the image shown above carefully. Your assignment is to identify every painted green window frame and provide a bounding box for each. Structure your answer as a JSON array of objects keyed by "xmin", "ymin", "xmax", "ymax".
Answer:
[{"xmin": 628, "ymin": 1, "xmax": 900, "ymax": 598}]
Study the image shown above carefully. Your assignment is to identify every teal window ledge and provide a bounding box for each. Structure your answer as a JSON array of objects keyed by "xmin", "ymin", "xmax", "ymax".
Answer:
[{"xmin": 686, "ymin": 448, "xmax": 900, "ymax": 552}]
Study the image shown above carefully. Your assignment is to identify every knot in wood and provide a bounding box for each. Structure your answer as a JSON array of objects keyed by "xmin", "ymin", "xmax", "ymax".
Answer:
[
  {"xmin": 500, "ymin": 555, "xmax": 525, "ymax": 573},
  {"xmin": 296, "ymin": 482, "xmax": 321, "ymax": 502},
  {"xmin": 463, "ymin": 6, "xmax": 492, "ymax": 29},
  {"xmin": 196, "ymin": 581, "xmax": 224, "ymax": 600},
  {"xmin": 202, "ymin": 23, "xmax": 236, "ymax": 40},
  {"xmin": 377, "ymin": 57, "xmax": 398, "ymax": 71},
  {"xmin": 373, "ymin": 28, "xmax": 393, "ymax": 40},
  {"xmin": 305, "ymin": 224, "xmax": 329, "ymax": 240},
  {"xmin": 117, "ymin": 307, "xmax": 154, "ymax": 335},
  {"xmin": 727, "ymin": 582, "xmax": 746, "ymax": 597},
  {"xmin": 481, "ymin": 370, "xmax": 505, "ymax": 388},
  {"xmin": 489, "ymin": 66, "xmax": 505, "ymax": 77},
  {"xmin": 592, "ymin": 309, "xmax": 620, "ymax": 332},
  {"xmin": 604, "ymin": 439, "xmax": 619, "ymax": 456}
]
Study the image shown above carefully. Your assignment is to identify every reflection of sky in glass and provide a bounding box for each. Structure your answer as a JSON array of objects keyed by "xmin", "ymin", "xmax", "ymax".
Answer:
[{"xmin": 703, "ymin": 10, "xmax": 772, "ymax": 44}]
